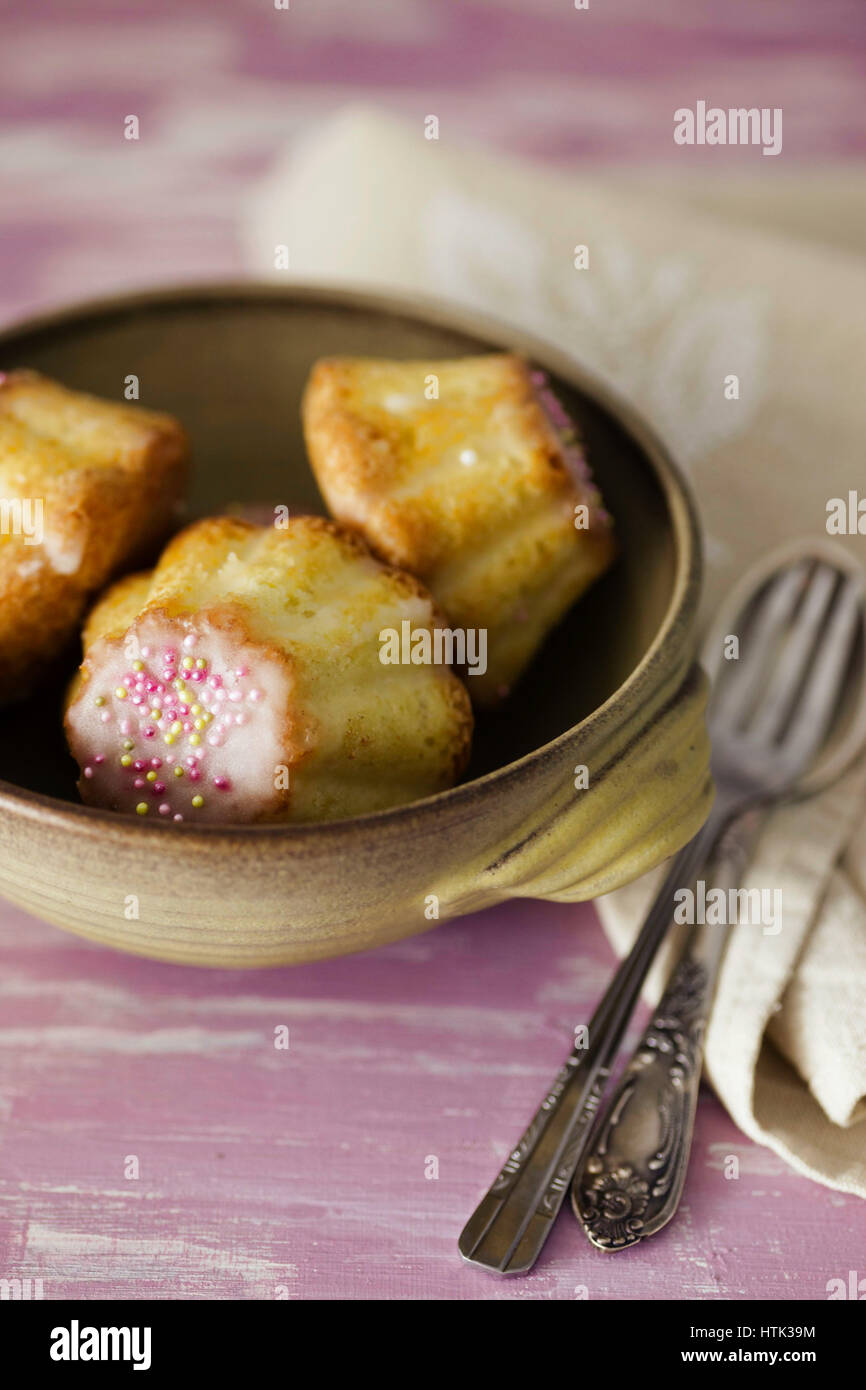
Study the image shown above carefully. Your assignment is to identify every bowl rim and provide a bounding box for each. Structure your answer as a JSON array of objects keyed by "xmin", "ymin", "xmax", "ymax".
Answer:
[{"xmin": 0, "ymin": 279, "xmax": 702, "ymax": 844}]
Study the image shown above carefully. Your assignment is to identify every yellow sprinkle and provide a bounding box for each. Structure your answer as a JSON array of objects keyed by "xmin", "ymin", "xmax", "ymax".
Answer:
[
  {"xmin": 195, "ymin": 658, "xmax": 206, "ymax": 669},
  {"xmin": 120, "ymin": 754, "xmax": 133, "ymax": 768},
  {"xmin": 115, "ymin": 687, "xmax": 127, "ymax": 700},
  {"xmin": 135, "ymin": 803, "xmax": 148, "ymax": 816},
  {"xmin": 182, "ymin": 657, "xmax": 194, "ymax": 670},
  {"xmin": 123, "ymin": 739, "xmax": 134, "ymax": 751},
  {"xmin": 132, "ymin": 660, "xmax": 144, "ymax": 672},
  {"xmin": 171, "ymin": 721, "xmax": 182, "ymax": 734},
  {"xmin": 194, "ymin": 719, "xmax": 205, "ymax": 731},
  {"xmin": 173, "ymin": 766, "xmax": 184, "ymax": 778},
  {"xmin": 151, "ymin": 709, "xmax": 162, "ymax": 721},
  {"xmin": 94, "ymin": 695, "xmax": 106, "ymax": 707},
  {"xmin": 164, "ymin": 733, "xmax": 175, "ymax": 746},
  {"xmin": 191, "ymin": 795, "xmax": 204, "ymax": 809},
  {"xmin": 146, "ymin": 770, "xmax": 157, "ymax": 782},
  {"xmin": 190, "ymin": 704, "xmax": 202, "ymax": 716},
  {"xmin": 189, "ymin": 733, "xmax": 201, "ymax": 747},
  {"xmin": 202, "ymin": 711, "xmax": 213, "ymax": 724},
  {"xmin": 173, "ymin": 678, "xmax": 184, "ymax": 691}
]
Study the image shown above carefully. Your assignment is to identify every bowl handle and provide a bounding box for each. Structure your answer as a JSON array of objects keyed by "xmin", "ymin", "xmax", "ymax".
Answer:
[{"xmin": 471, "ymin": 662, "xmax": 714, "ymax": 906}]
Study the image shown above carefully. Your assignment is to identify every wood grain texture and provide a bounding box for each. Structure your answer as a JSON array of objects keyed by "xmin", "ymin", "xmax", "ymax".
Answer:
[
  {"xmin": 1, "ymin": 0, "xmax": 865, "ymax": 333},
  {"xmin": 0, "ymin": 896, "xmax": 859, "ymax": 1301}
]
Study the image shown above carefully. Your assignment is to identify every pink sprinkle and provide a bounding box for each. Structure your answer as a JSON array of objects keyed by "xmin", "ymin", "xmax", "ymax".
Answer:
[
  {"xmin": 119, "ymin": 719, "xmax": 131, "ymax": 735},
  {"xmin": 235, "ymin": 712, "xmax": 247, "ymax": 725},
  {"xmin": 209, "ymin": 674, "xmax": 222, "ymax": 689},
  {"xmin": 173, "ymin": 813, "xmax": 183, "ymax": 822},
  {"xmin": 134, "ymin": 778, "xmax": 145, "ymax": 789},
  {"xmin": 182, "ymin": 634, "xmax": 196, "ymax": 650},
  {"xmin": 140, "ymin": 645, "xmax": 151, "ymax": 658},
  {"xmin": 152, "ymin": 782, "xmax": 166, "ymax": 795},
  {"xmin": 132, "ymin": 695, "xmax": 144, "ymax": 705},
  {"xmin": 188, "ymin": 768, "xmax": 201, "ymax": 782},
  {"xmin": 100, "ymin": 712, "xmax": 111, "ymax": 723},
  {"xmin": 235, "ymin": 666, "xmax": 248, "ymax": 678},
  {"xmin": 207, "ymin": 735, "xmax": 222, "ymax": 748},
  {"xmin": 145, "ymin": 679, "xmax": 158, "ymax": 693},
  {"xmin": 143, "ymin": 727, "xmax": 156, "ymax": 739},
  {"xmin": 213, "ymin": 776, "xmax": 230, "ymax": 790},
  {"xmin": 165, "ymin": 754, "xmax": 175, "ymax": 765},
  {"xmin": 185, "ymin": 757, "xmax": 197, "ymax": 768},
  {"xmin": 83, "ymin": 767, "xmax": 93, "ymax": 779},
  {"xmin": 133, "ymin": 760, "xmax": 146, "ymax": 772},
  {"xmin": 535, "ymin": 379, "xmax": 571, "ymax": 431},
  {"xmin": 179, "ymin": 705, "xmax": 189, "ymax": 715},
  {"xmin": 228, "ymin": 689, "xmax": 242, "ymax": 702},
  {"xmin": 159, "ymin": 803, "xmax": 171, "ymax": 815},
  {"xmin": 248, "ymin": 689, "xmax": 261, "ymax": 702},
  {"xmin": 183, "ymin": 720, "xmax": 193, "ymax": 731},
  {"xmin": 150, "ymin": 757, "xmax": 162, "ymax": 769},
  {"xmin": 94, "ymin": 754, "xmax": 105, "ymax": 764},
  {"xmin": 164, "ymin": 649, "xmax": 177, "ymax": 663},
  {"xmin": 191, "ymin": 669, "xmax": 205, "ymax": 683}
]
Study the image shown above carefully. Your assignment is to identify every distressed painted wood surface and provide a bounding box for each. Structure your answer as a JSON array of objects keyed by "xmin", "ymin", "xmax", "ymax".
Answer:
[
  {"xmin": 1, "ymin": 0, "xmax": 864, "ymax": 1300},
  {"xmin": 0, "ymin": 898, "xmax": 861, "ymax": 1300},
  {"xmin": 1, "ymin": 900, "xmax": 861, "ymax": 1301},
  {"xmin": 3, "ymin": 0, "xmax": 865, "ymax": 328},
  {"xmin": 1, "ymin": 895, "xmax": 861, "ymax": 1295}
]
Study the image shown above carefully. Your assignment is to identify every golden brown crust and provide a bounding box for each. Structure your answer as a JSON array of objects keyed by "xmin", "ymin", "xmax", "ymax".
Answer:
[
  {"xmin": 81, "ymin": 571, "xmax": 154, "ymax": 648},
  {"xmin": 0, "ymin": 370, "xmax": 190, "ymax": 703},
  {"xmin": 301, "ymin": 354, "xmax": 615, "ymax": 704}
]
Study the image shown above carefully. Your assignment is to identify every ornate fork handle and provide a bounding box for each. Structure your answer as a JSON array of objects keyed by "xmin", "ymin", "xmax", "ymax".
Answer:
[
  {"xmin": 458, "ymin": 799, "xmax": 732, "ymax": 1275},
  {"xmin": 572, "ymin": 807, "xmax": 764, "ymax": 1251}
]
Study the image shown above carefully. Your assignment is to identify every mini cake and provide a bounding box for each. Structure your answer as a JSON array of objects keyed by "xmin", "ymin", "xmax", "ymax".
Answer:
[
  {"xmin": 64, "ymin": 516, "xmax": 473, "ymax": 824},
  {"xmin": 0, "ymin": 370, "xmax": 189, "ymax": 704},
  {"xmin": 302, "ymin": 353, "xmax": 615, "ymax": 705}
]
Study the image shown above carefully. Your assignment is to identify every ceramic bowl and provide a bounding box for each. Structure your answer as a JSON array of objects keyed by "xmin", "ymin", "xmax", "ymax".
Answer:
[{"xmin": 0, "ymin": 284, "xmax": 712, "ymax": 966}]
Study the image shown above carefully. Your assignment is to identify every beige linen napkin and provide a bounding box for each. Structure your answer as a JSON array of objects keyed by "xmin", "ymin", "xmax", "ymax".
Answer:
[{"xmin": 241, "ymin": 107, "xmax": 866, "ymax": 1195}]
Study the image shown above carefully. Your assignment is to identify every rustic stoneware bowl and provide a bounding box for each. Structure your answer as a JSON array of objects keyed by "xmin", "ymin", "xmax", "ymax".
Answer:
[{"xmin": 0, "ymin": 284, "xmax": 712, "ymax": 966}]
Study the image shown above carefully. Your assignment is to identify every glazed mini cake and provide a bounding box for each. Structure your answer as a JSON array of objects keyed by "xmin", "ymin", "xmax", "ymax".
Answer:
[
  {"xmin": 0, "ymin": 370, "xmax": 189, "ymax": 703},
  {"xmin": 302, "ymin": 354, "xmax": 615, "ymax": 705},
  {"xmin": 65, "ymin": 516, "xmax": 473, "ymax": 824}
]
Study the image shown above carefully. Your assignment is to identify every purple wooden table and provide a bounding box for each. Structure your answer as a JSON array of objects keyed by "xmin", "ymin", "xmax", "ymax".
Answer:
[
  {"xmin": 1, "ymin": 899, "xmax": 862, "ymax": 1300},
  {"xmin": 1, "ymin": 0, "xmax": 864, "ymax": 1300}
]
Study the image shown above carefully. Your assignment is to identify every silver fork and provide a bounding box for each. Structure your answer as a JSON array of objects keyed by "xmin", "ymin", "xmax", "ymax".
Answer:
[
  {"xmin": 459, "ymin": 552, "xmax": 864, "ymax": 1275},
  {"xmin": 571, "ymin": 553, "xmax": 864, "ymax": 1250}
]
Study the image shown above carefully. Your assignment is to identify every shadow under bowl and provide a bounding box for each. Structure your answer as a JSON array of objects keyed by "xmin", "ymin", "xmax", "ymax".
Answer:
[{"xmin": 0, "ymin": 283, "xmax": 713, "ymax": 966}]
